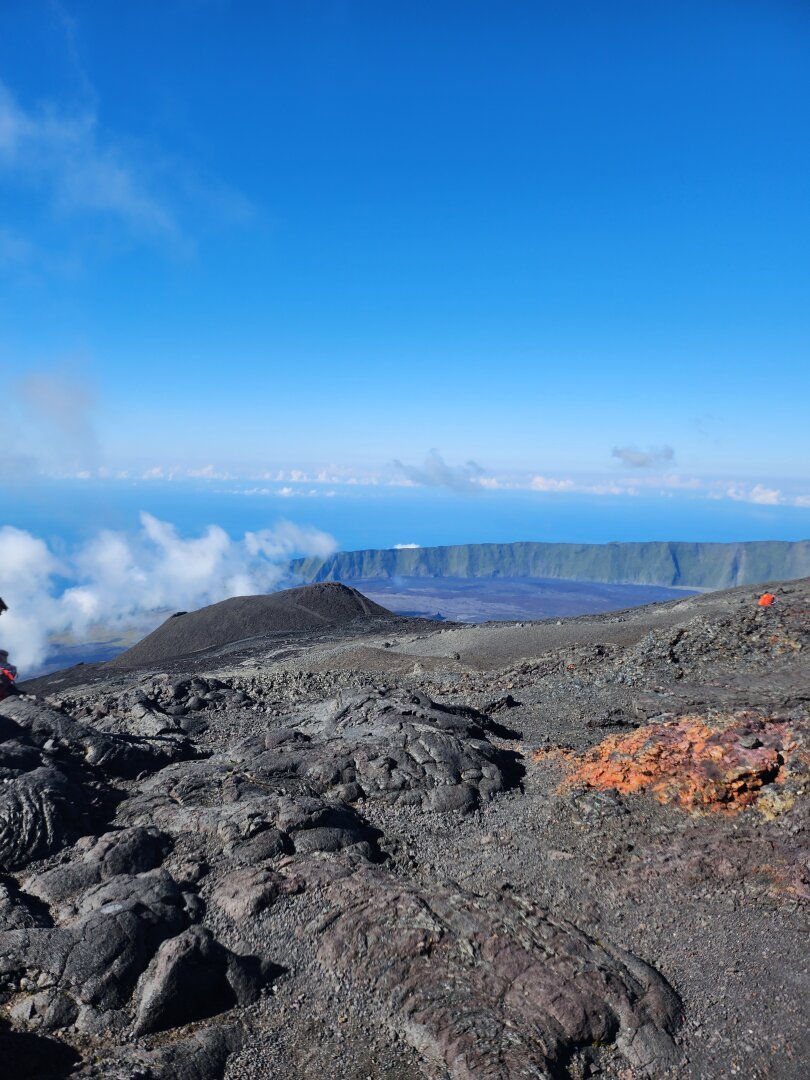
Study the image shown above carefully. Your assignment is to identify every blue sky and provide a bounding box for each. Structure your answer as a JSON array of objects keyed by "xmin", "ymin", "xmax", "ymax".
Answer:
[{"xmin": 1, "ymin": 0, "xmax": 809, "ymax": 503}]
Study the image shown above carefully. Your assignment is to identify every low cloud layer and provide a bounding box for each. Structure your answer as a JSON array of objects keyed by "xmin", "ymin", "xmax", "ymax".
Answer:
[
  {"xmin": 393, "ymin": 450, "xmax": 486, "ymax": 493},
  {"xmin": 612, "ymin": 445, "xmax": 675, "ymax": 469},
  {"xmin": 0, "ymin": 513, "xmax": 336, "ymax": 673}
]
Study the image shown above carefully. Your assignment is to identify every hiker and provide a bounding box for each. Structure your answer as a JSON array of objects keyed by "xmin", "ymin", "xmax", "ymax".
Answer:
[
  {"xmin": 0, "ymin": 598, "xmax": 17, "ymax": 700},
  {"xmin": 0, "ymin": 650, "xmax": 16, "ymax": 700},
  {"xmin": 758, "ymin": 592, "xmax": 776, "ymax": 608}
]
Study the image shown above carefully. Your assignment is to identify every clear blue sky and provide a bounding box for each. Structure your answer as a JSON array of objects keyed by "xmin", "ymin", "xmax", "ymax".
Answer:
[{"xmin": 1, "ymin": 0, "xmax": 808, "ymax": 497}]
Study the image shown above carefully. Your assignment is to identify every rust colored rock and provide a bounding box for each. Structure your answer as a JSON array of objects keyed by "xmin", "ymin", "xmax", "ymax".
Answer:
[{"xmin": 562, "ymin": 711, "xmax": 805, "ymax": 815}]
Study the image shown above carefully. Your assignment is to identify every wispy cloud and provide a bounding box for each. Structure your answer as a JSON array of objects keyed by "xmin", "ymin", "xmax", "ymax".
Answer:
[
  {"xmin": 17, "ymin": 366, "xmax": 96, "ymax": 452},
  {"xmin": 0, "ymin": 39, "xmax": 253, "ymax": 265},
  {"xmin": 0, "ymin": 361, "xmax": 98, "ymax": 479},
  {"xmin": 612, "ymin": 445, "xmax": 675, "ymax": 469},
  {"xmin": 0, "ymin": 81, "xmax": 176, "ymax": 238},
  {"xmin": 0, "ymin": 226, "xmax": 35, "ymax": 267},
  {"xmin": 392, "ymin": 450, "xmax": 487, "ymax": 493},
  {"xmin": 0, "ymin": 224, "xmax": 80, "ymax": 278}
]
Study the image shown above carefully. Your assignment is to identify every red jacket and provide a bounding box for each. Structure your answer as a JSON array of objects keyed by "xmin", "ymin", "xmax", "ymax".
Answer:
[{"xmin": 0, "ymin": 664, "xmax": 16, "ymax": 699}]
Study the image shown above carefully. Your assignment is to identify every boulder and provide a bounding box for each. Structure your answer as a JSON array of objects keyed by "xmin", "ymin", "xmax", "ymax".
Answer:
[{"xmin": 133, "ymin": 925, "xmax": 272, "ymax": 1035}]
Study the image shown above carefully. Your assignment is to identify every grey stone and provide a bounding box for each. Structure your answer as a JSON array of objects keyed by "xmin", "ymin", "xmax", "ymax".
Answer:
[
  {"xmin": 133, "ymin": 925, "xmax": 271, "ymax": 1035},
  {"xmin": 211, "ymin": 866, "xmax": 290, "ymax": 920}
]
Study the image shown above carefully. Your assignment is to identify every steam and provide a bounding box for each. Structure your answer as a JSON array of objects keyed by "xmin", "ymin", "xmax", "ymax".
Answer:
[{"xmin": 0, "ymin": 513, "xmax": 336, "ymax": 673}]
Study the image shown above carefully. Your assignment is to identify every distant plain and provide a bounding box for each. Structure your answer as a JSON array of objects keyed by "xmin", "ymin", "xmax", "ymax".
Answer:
[{"xmin": 351, "ymin": 576, "xmax": 695, "ymax": 622}]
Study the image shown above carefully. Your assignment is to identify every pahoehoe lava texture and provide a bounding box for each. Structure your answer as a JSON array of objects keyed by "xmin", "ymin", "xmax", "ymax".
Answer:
[
  {"xmin": 5, "ymin": 580, "xmax": 809, "ymax": 1078},
  {"xmin": 301, "ymin": 861, "xmax": 681, "ymax": 1078}
]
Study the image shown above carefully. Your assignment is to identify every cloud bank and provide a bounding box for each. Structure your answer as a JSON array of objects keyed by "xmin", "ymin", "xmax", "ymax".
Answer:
[{"xmin": 0, "ymin": 513, "xmax": 336, "ymax": 673}]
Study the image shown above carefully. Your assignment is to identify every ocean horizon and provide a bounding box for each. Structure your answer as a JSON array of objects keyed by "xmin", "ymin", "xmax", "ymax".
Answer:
[{"xmin": 5, "ymin": 479, "xmax": 809, "ymax": 553}]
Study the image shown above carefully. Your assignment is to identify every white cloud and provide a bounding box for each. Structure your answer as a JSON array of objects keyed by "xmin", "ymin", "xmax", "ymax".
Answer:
[
  {"xmin": 528, "ymin": 475, "xmax": 639, "ymax": 496},
  {"xmin": 747, "ymin": 485, "xmax": 783, "ymax": 506},
  {"xmin": 0, "ymin": 513, "xmax": 336, "ymax": 674},
  {"xmin": 244, "ymin": 521, "xmax": 336, "ymax": 560},
  {"xmin": 0, "ymin": 526, "xmax": 66, "ymax": 673},
  {"xmin": 725, "ymin": 484, "xmax": 783, "ymax": 506},
  {"xmin": 270, "ymin": 486, "xmax": 337, "ymax": 498},
  {"xmin": 394, "ymin": 543, "xmax": 421, "ymax": 549},
  {"xmin": 185, "ymin": 464, "xmax": 235, "ymax": 480},
  {"xmin": 529, "ymin": 476, "xmax": 576, "ymax": 492}
]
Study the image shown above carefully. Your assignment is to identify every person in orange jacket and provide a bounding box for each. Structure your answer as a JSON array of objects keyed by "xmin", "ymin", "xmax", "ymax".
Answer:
[
  {"xmin": 0, "ymin": 651, "xmax": 16, "ymax": 700},
  {"xmin": 758, "ymin": 592, "xmax": 776, "ymax": 607},
  {"xmin": 0, "ymin": 598, "xmax": 17, "ymax": 701}
]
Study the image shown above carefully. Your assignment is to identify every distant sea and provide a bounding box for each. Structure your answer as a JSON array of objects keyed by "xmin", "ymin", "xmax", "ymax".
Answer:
[{"xmin": 5, "ymin": 480, "xmax": 810, "ymax": 551}]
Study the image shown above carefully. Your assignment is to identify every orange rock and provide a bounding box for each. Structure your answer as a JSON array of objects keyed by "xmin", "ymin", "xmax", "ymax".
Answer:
[{"xmin": 561, "ymin": 711, "xmax": 803, "ymax": 815}]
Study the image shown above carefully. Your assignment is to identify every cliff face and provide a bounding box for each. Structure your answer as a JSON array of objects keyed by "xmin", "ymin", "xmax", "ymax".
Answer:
[{"xmin": 291, "ymin": 539, "xmax": 810, "ymax": 590}]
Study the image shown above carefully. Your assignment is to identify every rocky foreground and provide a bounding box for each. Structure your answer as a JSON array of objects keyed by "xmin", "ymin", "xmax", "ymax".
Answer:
[{"xmin": 2, "ymin": 581, "xmax": 808, "ymax": 1079}]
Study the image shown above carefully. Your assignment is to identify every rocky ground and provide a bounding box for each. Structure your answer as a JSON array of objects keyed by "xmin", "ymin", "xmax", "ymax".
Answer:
[{"xmin": 3, "ymin": 580, "xmax": 808, "ymax": 1079}]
